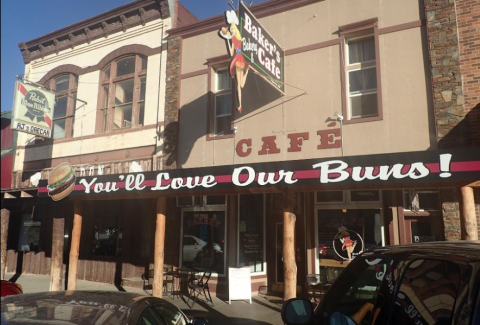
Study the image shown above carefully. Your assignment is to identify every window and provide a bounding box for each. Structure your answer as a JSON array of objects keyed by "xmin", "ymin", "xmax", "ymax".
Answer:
[
  {"xmin": 92, "ymin": 214, "xmax": 122, "ymax": 256},
  {"xmin": 137, "ymin": 307, "xmax": 164, "ymax": 325},
  {"xmin": 319, "ymin": 257, "xmax": 391, "ymax": 325},
  {"xmin": 315, "ymin": 190, "xmax": 381, "ymax": 204},
  {"xmin": 239, "ymin": 194, "xmax": 265, "ymax": 273},
  {"xmin": 346, "ymin": 36, "xmax": 378, "ymax": 119},
  {"xmin": 152, "ymin": 302, "xmax": 187, "ymax": 325},
  {"xmin": 181, "ymin": 211, "xmax": 226, "ymax": 274},
  {"xmin": 99, "ymin": 55, "xmax": 147, "ymax": 132},
  {"xmin": 45, "ymin": 74, "xmax": 78, "ymax": 139},
  {"xmin": 17, "ymin": 206, "xmax": 42, "ymax": 252},
  {"xmin": 211, "ymin": 69, "xmax": 233, "ymax": 136},
  {"xmin": 403, "ymin": 190, "xmax": 440, "ymax": 211},
  {"xmin": 391, "ymin": 259, "xmax": 461, "ymax": 325},
  {"xmin": 339, "ymin": 18, "xmax": 382, "ymax": 123}
]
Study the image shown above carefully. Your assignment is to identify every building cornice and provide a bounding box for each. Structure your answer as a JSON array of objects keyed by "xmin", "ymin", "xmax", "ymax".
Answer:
[
  {"xmin": 167, "ymin": 0, "xmax": 324, "ymax": 39},
  {"xmin": 19, "ymin": 0, "xmax": 170, "ymax": 64}
]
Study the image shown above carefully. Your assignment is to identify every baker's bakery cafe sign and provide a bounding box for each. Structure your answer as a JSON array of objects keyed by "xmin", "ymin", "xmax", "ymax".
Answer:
[{"xmin": 38, "ymin": 148, "xmax": 480, "ymax": 200}]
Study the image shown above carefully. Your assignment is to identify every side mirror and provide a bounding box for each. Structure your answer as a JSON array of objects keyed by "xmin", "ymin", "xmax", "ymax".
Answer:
[
  {"xmin": 192, "ymin": 318, "xmax": 208, "ymax": 325},
  {"xmin": 281, "ymin": 298, "xmax": 314, "ymax": 325}
]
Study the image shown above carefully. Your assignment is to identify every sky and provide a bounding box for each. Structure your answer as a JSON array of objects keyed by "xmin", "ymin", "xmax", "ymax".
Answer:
[{"xmin": 0, "ymin": 0, "xmax": 266, "ymax": 112}]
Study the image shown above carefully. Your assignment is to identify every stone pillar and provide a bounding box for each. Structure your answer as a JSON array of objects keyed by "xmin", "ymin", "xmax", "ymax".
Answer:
[
  {"xmin": 424, "ymin": 0, "xmax": 466, "ymax": 147},
  {"xmin": 162, "ymin": 36, "xmax": 181, "ymax": 170},
  {"xmin": 460, "ymin": 187, "xmax": 478, "ymax": 240},
  {"xmin": 1, "ymin": 208, "xmax": 10, "ymax": 280},
  {"xmin": 441, "ymin": 189, "xmax": 461, "ymax": 241}
]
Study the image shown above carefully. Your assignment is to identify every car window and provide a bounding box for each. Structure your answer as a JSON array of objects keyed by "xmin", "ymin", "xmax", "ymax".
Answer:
[
  {"xmin": 390, "ymin": 259, "xmax": 461, "ymax": 325},
  {"xmin": 317, "ymin": 257, "xmax": 391, "ymax": 325},
  {"xmin": 152, "ymin": 302, "xmax": 187, "ymax": 325},
  {"xmin": 137, "ymin": 307, "xmax": 165, "ymax": 325}
]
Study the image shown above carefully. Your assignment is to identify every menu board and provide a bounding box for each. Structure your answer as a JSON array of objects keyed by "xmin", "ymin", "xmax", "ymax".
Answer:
[{"xmin": 228, "ymin": 267, "xmax": 252, "ymax": 304}]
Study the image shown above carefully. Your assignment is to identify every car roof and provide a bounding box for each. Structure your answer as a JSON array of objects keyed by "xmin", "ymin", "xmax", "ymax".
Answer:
[
  {"xmin": 369, "ymin": 241, "xmax": 480, "ymax": 260},
  {"xmin": 1, "ymin": 291, "xmax": 149, "ymax": 324}
]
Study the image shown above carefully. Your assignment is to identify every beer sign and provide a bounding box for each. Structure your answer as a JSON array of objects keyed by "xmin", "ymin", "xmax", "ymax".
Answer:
[{"xmin": 12, "ymin": 81, "xmax": 55, "ymax": 138}]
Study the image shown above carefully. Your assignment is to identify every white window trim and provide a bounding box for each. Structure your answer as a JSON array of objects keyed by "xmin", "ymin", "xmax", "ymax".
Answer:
[
  {"xmin": 179, "ymin": 205, "xmax": 228, "ymax": 277},
  {"xmin": 345, "ymin": 34, "xmax": 378, "ymax": 120},
  {"xmin": 236, "ymin": 194, "xmax": 267, "ymax": 276}
]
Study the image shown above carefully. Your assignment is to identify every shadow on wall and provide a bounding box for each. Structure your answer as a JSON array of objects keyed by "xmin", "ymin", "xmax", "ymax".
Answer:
[
  {"xmin": 177, "ymin": 72, "xmax": 283, "ymax": 167},
  {"xmin": 438, "ymin": 103, "xmax": 480, "ymax": 148}
]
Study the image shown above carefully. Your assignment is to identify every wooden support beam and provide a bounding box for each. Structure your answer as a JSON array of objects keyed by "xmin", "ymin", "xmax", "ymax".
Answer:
[
  {"xmin": 152, "ymin": 197, "xmax": 166, "ymax": 297},
  {"xmin": 50, "ymin": 216, "xmax": 65, "ymax": 291},
  {"xmin": 1, "ymin": 208, "xmax": 10, "ymax": 280},
  {"xmin": 460, "ymin": 187, "xmax": 478, "ymax": 240},
  {"xmin": 283, "ymin": 191, "xmax": 297, "ymax": 301},
  {"xmin": 67, "ymin": 201, "xmax": 83, "ymax": 290}
]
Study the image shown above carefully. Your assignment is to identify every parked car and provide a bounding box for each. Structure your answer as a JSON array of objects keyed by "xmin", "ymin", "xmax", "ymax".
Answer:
[
  {"xmin": 0, "ymin": 280, "xmax": 22, "ymax": 297},
  {"xmin": 282, "ymin": 241, "xmax": 480, "ymax": 325},
  {"xmin": 1, "ymin": 291, "xmax": 208, "ymax": 325},
  {"xmin": 183, "ymin": 235, "xmax": 222, "ymax": 263}
]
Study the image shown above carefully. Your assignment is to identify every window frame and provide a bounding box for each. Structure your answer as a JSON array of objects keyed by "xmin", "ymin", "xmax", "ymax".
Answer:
[
  {"xmin": 45, "ymin": 73, "xmax": 78, "ymax": 140},
  {"xmin": 206, "ymin": 55, "xmax": 236, "ymax": 141},
  {"xmin": 179, "ymin": 204, "xmax": 228, "ymax": 277},
  {"xmin": 339, "ymin": 18, "xmax": 383, "ymax": 124},
  {"xmin": 237, "ymin": 193, "xmax": 267, "ymax": 275},
  {"xmin": 97, "ymin": 54, "xmax": 147, "ymax": 133}
]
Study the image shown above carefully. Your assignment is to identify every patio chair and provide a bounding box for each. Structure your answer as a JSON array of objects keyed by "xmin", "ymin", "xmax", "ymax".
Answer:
[
  {"xmin": 306, "ymin": 273, "xmax": 330, "ymax": 303},
  {"xmin": 187, "ymin": 269, "xmax": 213, "ymax": 308},
  {"xmin": 141, "ymin": 265, "xmax": 174, "ymax": 296}
]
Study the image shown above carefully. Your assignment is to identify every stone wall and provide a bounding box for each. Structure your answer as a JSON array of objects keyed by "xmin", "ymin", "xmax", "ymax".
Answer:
[
  {"xmin": 456, "ymin": 0, "xmax": 480, "ymax": 146},
  {"xmin": 162, "ymin": 37, "xmax": 181, "ymax": 169},
  {"xmin": 441, "ymin": 189, "xmax": 462, "ymax": 241},
  {"xmin": 424, "ymin": 0, "xmax": 466, "ymax": 148}
]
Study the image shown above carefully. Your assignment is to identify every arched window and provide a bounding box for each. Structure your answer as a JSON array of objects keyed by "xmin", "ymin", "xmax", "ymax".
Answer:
[
  {"xmin": 99, "ymin": 55, "xmax": 147, "ymax": 132},
  {"xmin": 45, "ymin": 74, "xmax": 78, "ymax": 140}
]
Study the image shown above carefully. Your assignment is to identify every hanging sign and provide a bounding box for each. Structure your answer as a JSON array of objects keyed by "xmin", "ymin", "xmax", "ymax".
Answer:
[
  {"xmin": 333, "ymin": 228, "xmax": 364, "ymax": 261},
  {"xmin": 12, "ymin": 81, "xmax": 55, "ymax": 138},
  {"xmin": 219, "ymin": 1, "xmax": 284, "ymax": 113}
]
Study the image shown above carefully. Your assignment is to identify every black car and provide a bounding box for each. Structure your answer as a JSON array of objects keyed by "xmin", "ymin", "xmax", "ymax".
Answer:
[
  {"xmin": 1, "ymin": 291, "xmax": 208, "ymax": 325},
  {"xmin": 282, "ymin": 241, "xmax": 480, "ymax": 325}
]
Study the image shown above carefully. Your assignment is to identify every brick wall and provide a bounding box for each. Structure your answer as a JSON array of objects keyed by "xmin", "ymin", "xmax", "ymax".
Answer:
[
  {"xmin": 456, "ymin": 0, "xmax": 480, "ymax": 146},
  {"xmin": 441, "ymin": 189, "xmax": 462, "ymax": 241},
  {"xmin": 162, "ymin": 37, "xmax": 181, "ymax": 169}
]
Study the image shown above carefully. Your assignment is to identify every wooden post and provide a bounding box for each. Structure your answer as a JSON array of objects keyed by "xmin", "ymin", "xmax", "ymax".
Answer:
[
  {"xmin": 283, "ymin": 191, "xmax": 297, "ymax": 301},
  {"xmin": 67, "ymin": 201, "xmax": 83, "ymax": 290},
  {"xmin": 460, "ymin": 187, "xmax": 478, "ymax": 240},
  {"xmin": 152, "ymin": 197, "xmax": 166, "ymax": 297},
  {"xmin": 50, "ymin": 216, "xmax": 65, "ymax": 291},
  {"xmin": 1, "ymin": 208, "xmax": 10, "ymax": 280}
]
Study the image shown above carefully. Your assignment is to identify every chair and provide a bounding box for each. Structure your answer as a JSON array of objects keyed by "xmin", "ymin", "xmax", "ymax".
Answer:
[
  {"xmin": 187, "ymin": 269, "xmax": 213, "ymax": 308},
  {"xmin": 306, "ymin": 273, "xmax": 330, "ymax": 304},
  {"xmin": 141, "ymin": 265, "xmax": 174, "ymax": 296}
]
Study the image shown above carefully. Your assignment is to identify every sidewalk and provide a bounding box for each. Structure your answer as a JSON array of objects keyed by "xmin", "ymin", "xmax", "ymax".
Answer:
[{"xmin": 4, "ymin": 273, "xmax": 284, "ymax": 325}]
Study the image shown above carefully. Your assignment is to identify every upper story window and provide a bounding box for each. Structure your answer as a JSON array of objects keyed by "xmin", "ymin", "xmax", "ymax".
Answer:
[
  {"xmin": 99, "ymin": 55, "xmax": 147, "ymax": 132},
  {"xmin": 346, "ymin": 35, "xmax": 378, "ymax": 119},
  {"xmin": 45, "ymin": 74, "xmax": 78, "ymax": 140},
  {"xmin": 212, "ymin": 69, "xmax": 233, "ymax": 136}
]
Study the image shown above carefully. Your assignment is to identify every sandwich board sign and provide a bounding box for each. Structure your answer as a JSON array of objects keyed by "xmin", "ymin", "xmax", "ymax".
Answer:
[
  {"xmin": 12, "ymin": 81, "xmax": 55, "ymax": 138},
  {"xmin": 228, "ymin": 266, "xmax": 252, "ymax": 304}
]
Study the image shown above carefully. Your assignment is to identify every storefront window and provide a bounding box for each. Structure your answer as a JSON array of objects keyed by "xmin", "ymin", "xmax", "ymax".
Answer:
[
  {"xmin": 317, "ymin": 209, "xmax": 382, "ymax": 281},
  {"xmin": 403, "ymin": 190, "xmax": 440, "ymax": 211},
  {"xmin": 17, "ymin": 207, "xmax": 42, "ymax": 252},
  {"xmin": 92, "ymin": 215, "xmax": 122, "ymax": 256},
  {"xmin": 239, "ymin": 194, "xmax": 265, "ymax": 273},
  {"xmin": 182, "ymin": 211, "xmax": 226, "ymax": 274}
]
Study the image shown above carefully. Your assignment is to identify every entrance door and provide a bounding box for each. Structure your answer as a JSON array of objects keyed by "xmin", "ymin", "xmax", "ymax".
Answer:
[
  {"xmin": 405, "ymin": 215, "xmax": 444, "ymax": 243},
  {"xmin": 275, "ymin": 223, "xmax": 284, "ymax": 283}
]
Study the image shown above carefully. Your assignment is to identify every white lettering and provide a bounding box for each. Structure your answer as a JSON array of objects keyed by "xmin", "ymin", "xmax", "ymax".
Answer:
[
  {"xmin": 79, "ymin": 178, "xmax": 97, "ymax": 194},
  {"xmin": 232, "ymin": 166, "xmax": 256, "ymax": 186},
  {"xmin": 151, "ymin": 173, "xmax": 171, "ymax": 191},
  {"xmin": 313, "ymin": 160, "xmax": 350, "ymax": 184}
]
